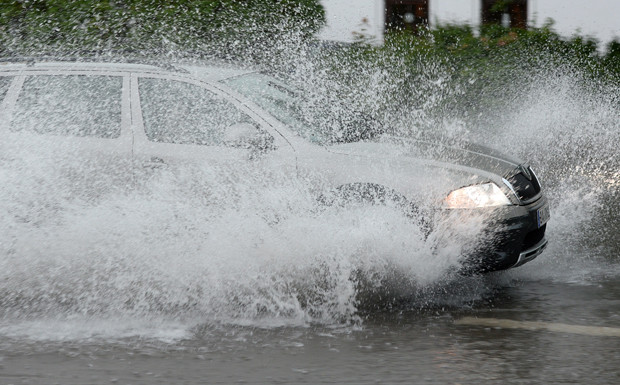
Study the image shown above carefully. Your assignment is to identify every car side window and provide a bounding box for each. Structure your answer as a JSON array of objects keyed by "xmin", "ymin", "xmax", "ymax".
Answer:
[
  {"xmin": 0, "ymin": 76, "xmax": 12, "ymax": 102},
  {"xmin": 138, "ymin": 77, "xmax": 261, "ymax": 147},
  {"xmin": 11, "ymin": 75, "xmax": 122, "ymax": 138}
]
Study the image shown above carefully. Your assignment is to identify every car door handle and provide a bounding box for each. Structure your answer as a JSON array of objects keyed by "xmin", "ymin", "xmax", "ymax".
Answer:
[{"xmin": 143, "ymin": 156, "xmax": 166, "ymax": 169}]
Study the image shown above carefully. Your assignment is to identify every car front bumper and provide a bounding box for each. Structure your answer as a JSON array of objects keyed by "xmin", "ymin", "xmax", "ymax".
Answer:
[{"xmin": 458, "ymin": 195, "xmax": 550, "ymax": 272}]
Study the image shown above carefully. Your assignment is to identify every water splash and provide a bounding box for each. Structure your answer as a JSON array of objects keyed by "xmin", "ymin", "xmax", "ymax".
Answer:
[
  {"xmin": 1, "ymin": 136, "xmax": 481, "ymax": 339},
  {"xmin": 0, "ymin": 40, "xmax": 618, "ymax": 342}
]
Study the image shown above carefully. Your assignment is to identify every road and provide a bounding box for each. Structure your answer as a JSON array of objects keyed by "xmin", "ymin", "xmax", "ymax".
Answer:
[{"xmin": 2, "ymin": 246, "xmax": 619, "ymax": 384}]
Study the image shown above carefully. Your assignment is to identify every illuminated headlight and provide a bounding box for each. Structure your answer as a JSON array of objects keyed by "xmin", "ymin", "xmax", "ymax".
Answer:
[{"xmin": 443, "ymin": 182, "xmax": 511, "ymax": 209}]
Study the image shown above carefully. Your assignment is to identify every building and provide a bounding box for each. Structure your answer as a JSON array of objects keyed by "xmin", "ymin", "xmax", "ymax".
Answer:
[{"xmin": 319, "ymin": 0, "xmax": 620, "ymax": 49}]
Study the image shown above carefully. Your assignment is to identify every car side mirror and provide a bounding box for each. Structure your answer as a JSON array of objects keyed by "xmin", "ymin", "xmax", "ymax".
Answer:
[{"xmin": 224, "ymin": 122, "xmax": 275, "ymax": 152}]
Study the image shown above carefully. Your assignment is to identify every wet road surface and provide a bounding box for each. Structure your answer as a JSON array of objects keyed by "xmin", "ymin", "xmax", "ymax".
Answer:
[{"xmin": 3, "ymin": 258, "xmax": 620, "ymax": 385}]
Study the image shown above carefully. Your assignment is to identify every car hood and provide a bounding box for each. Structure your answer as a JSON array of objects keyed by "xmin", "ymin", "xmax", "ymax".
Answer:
[{"xmin": 325, "ymin": 137, "xmax": 523, "ymax": 179}]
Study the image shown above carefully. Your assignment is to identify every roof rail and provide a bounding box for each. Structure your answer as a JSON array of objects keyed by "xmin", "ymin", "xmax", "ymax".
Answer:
[
  {"xmin": 0, "ymin": 48, "xmax": 261, "ymax": 71},
  {"xmin": 0, "ymin": 54, "xmax": 195, "ymax": 74}
]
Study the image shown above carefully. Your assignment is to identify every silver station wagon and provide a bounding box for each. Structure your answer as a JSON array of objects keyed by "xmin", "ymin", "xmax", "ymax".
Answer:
[{"xmin": 0, "ymin": 59, "xmax": 549, "ymax": 272}]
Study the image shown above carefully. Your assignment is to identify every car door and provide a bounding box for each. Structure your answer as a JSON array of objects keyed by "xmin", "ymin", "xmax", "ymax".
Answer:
[
  {"xmin": 130, "ymin": 73, "xmax": 296, "ymax": 178},
  {"xmin": 0, "ymin": 69, "xmax": 135, "ymax": 224}
]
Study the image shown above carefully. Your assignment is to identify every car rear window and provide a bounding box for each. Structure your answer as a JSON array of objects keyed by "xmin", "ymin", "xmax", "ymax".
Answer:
[
  {"xmin": 138, "ymin": 77, "xmax": 254, "ymax": 146},
  {"xmin": 11, "ymin": 75, "xmax": 122, "ymax": 139}
]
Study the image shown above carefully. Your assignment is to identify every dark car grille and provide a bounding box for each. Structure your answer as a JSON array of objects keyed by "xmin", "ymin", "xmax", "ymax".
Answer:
[
  {"xmin": 523, "ymin": 224, "xmax": 546, "ymax": 250},
  {"xmin": 507, "ymin": 167, "xmax": 541, "ymax": 202}
]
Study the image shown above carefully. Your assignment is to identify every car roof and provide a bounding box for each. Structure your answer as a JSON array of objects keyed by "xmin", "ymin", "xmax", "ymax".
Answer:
[{"xmin": 0, "ymin": 58, "xmax": 256, "ymax": 82}]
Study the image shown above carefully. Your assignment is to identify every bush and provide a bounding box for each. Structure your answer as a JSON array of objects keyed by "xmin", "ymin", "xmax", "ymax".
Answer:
[
  {"xmin": 282, "ymin": 22, "xmax": 618, "ymax": 143},
  {"xmin": 0, "ymin": 0, "xmax": 325, "ymax": 57}
]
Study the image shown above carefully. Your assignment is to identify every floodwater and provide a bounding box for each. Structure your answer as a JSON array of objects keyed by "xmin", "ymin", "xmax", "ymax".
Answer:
[
  {"xmin": 2, "ymin": 265, "xmax": 620, "ymax": 384},
  {"xmin": 1, "ymin": 57, "xmax": 619, "ymax": 384}
]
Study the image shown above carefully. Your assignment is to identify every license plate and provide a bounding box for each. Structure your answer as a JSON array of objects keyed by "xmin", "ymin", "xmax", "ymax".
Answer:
[{"xmin": 537, "ymin": 204, "xmax": 550, "ymax": 228}]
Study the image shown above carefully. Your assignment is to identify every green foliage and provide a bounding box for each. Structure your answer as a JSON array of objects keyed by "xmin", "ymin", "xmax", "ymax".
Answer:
[
  {"xmin": 305, "ymin": 23, "xmax": 619, "ymax": 133},
  {"xmin": 0, "ymin": 0, "xmax": 325, "ymax": 56},
  {"xmin": 490, "ymin": 0, "xmax": 515, "ymax": 13},
  {"xmin": 2, "ymin": 4, "xmax": 616, "ymax": 129},
  {"xmin": 604, "ymin": 40, "xmax": 620, "ymax": 72}
]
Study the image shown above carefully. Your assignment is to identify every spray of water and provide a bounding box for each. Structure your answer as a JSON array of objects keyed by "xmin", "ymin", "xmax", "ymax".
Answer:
[
  {"xmin": 1, "ymin": 137, "xmax": 481, "ymax": 340},
  {"xmin": 0, "ymin": 26, "xmax": 618, "ymax": 341}
]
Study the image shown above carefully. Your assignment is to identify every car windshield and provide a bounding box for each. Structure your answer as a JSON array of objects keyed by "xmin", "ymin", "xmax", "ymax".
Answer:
[{"xmin": 221, "ymin": 73, "xmax": 383, "ymax": 145}]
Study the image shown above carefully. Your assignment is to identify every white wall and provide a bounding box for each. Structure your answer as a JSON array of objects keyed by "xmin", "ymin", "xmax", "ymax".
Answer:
[
  {"xmin": 531, "ymin": 0, "xmax": 620, "ymax": 48},
  {"xmin": 318, "ymin": 0, "xmax": 384, "ymax": 43},
  {"xmin": 430, "ymin": 0, "xmax": 480, "ymax": 27},
  {"xmin": 319, "ymin": 0, "xmax": 620, "ymax": 48}
]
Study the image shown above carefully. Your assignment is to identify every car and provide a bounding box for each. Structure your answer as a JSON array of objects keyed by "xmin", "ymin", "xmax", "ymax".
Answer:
[{"xmin": 0, "ymin": 59, "xmax": 549, "ymax": 272}]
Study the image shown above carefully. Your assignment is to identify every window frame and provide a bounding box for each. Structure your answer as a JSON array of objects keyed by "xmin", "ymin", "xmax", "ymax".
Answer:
[
  {"xmin": 481, "ymin": 0, "xmax": 528, "ymax": 29},
  {"xmin": 384, "ymin": 0, "xmax": 429, "ymax": 34},
  {"xmin": 0, "ymin": 70, "xmax": 132, "ymax": 151},
  {"xmin": 131, "ymin": 73, "xmax": 284, "ymax": 153}
]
